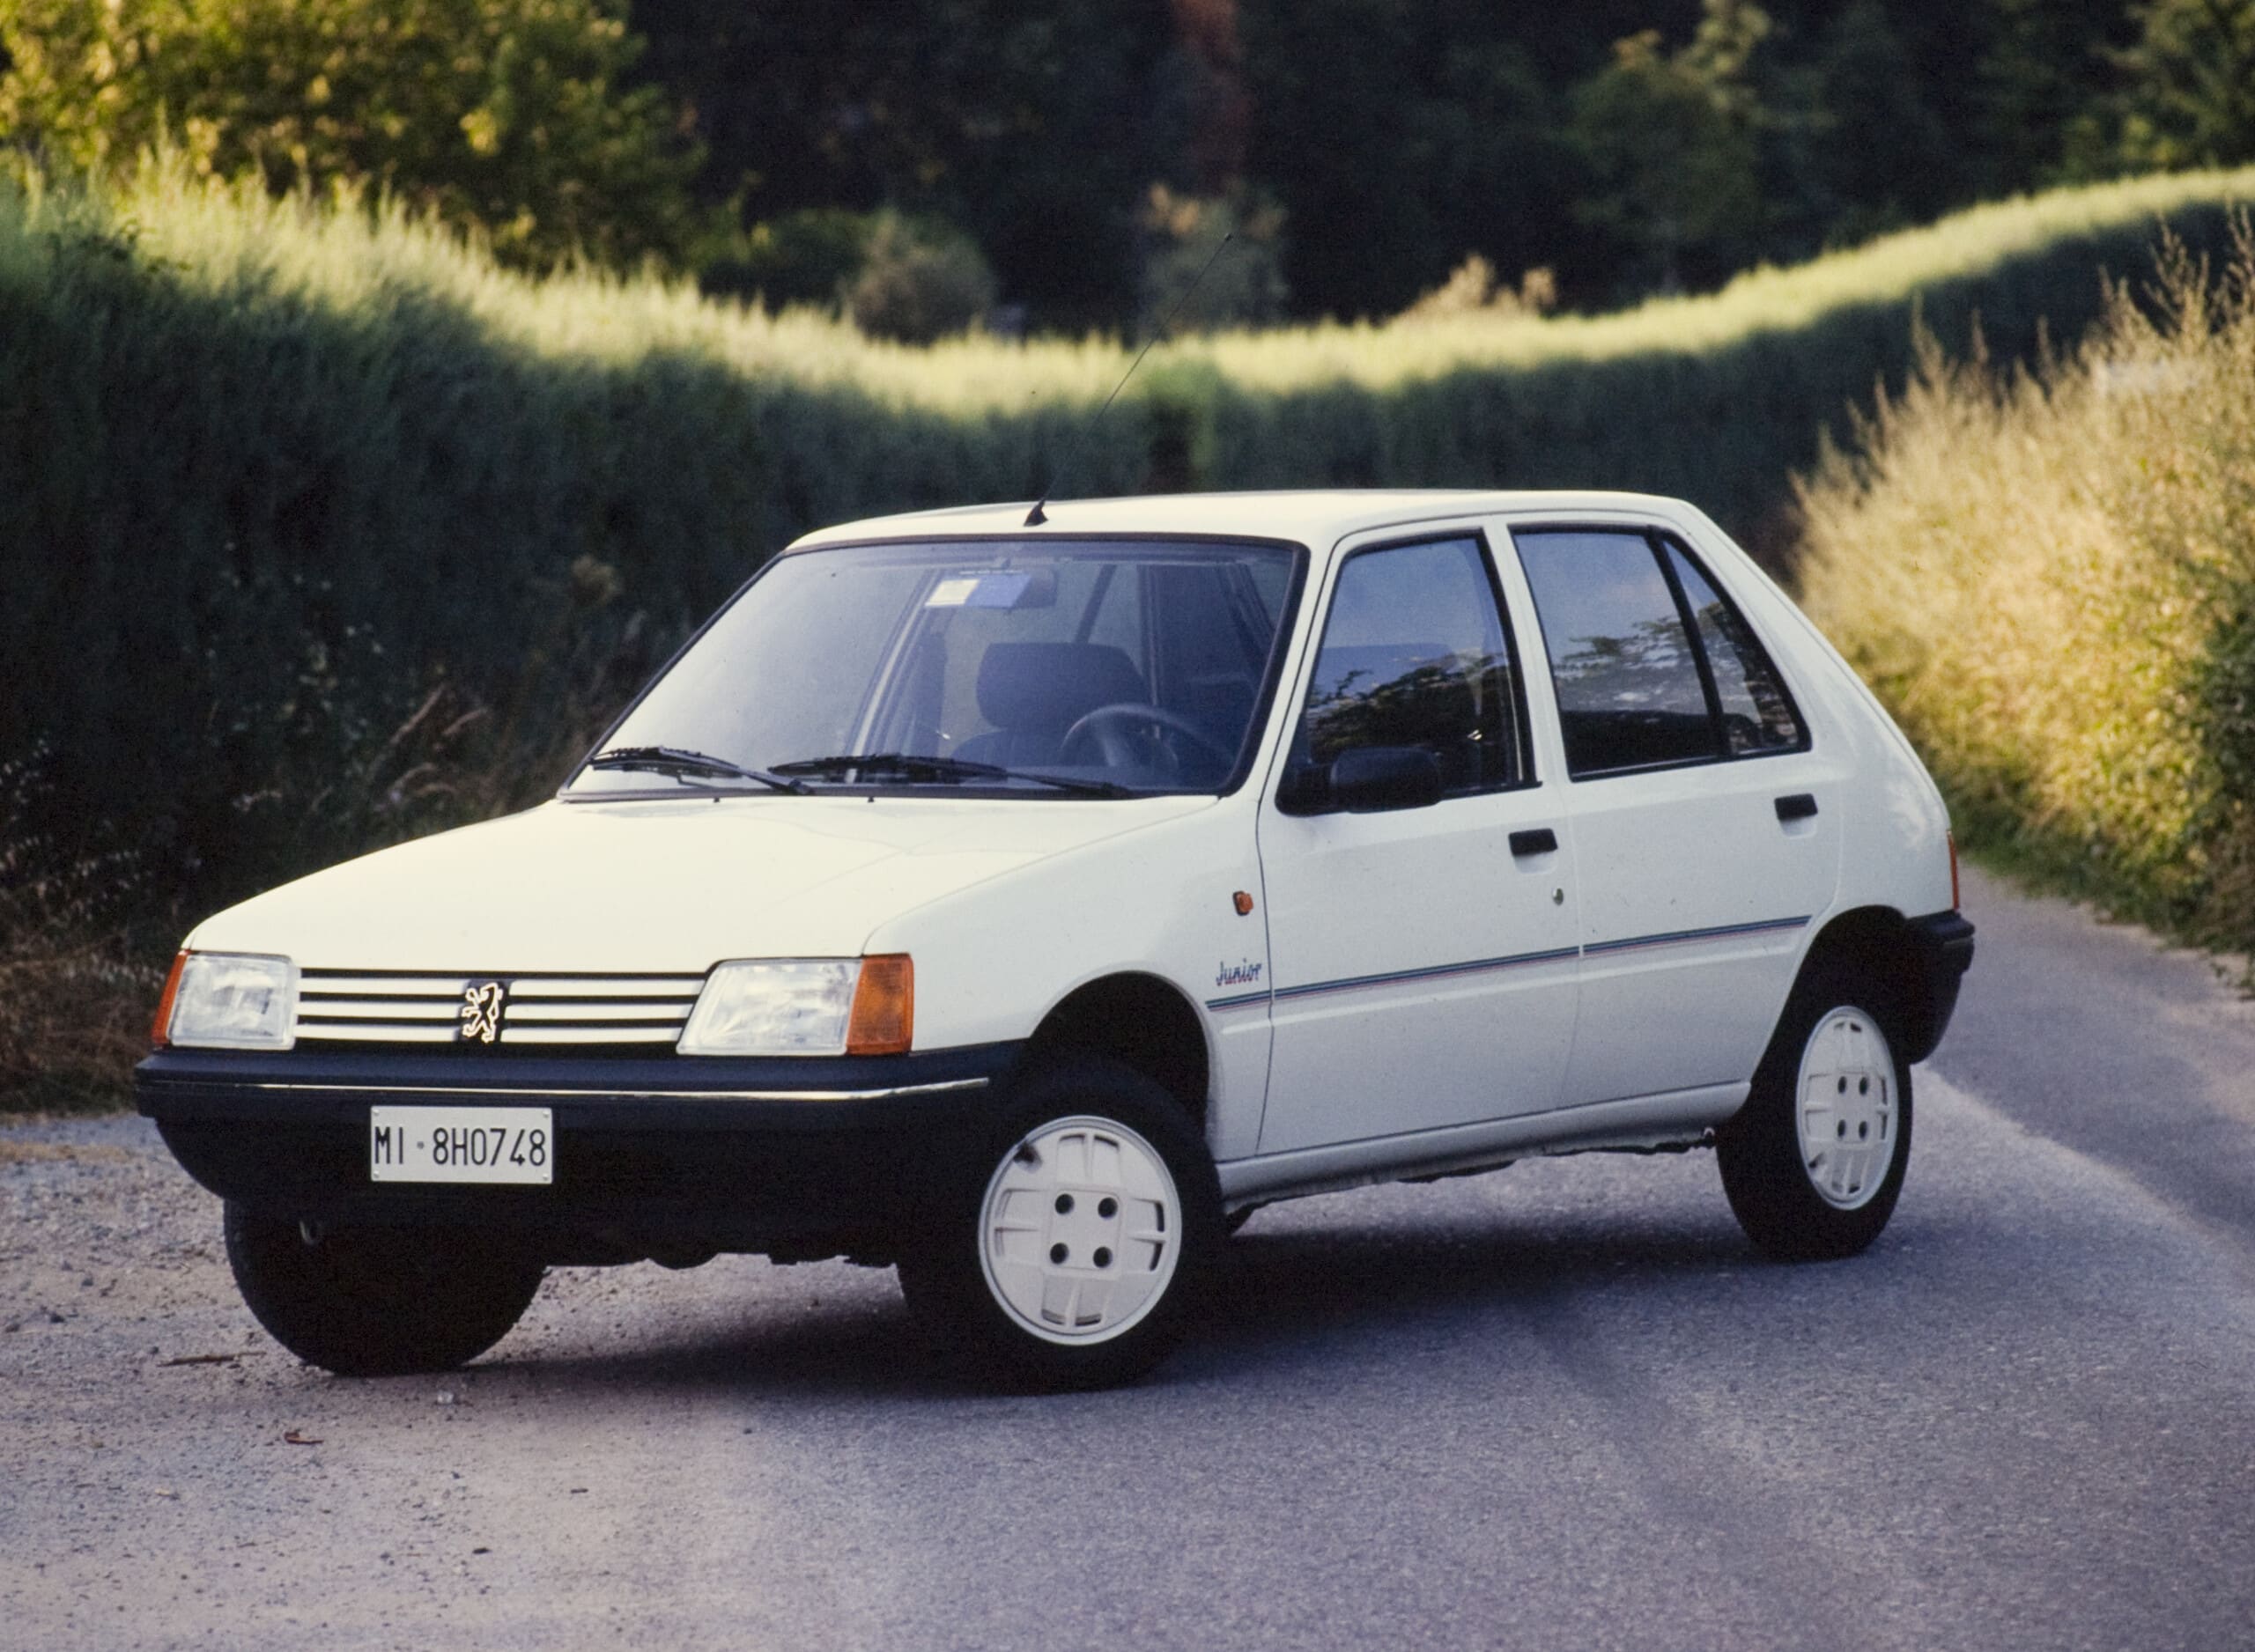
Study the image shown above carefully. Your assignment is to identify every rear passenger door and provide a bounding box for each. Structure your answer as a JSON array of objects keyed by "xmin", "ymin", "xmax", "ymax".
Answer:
[{"xmin": 1510, "ymin": 524, "xmax": 1843, "ymax": 1107}]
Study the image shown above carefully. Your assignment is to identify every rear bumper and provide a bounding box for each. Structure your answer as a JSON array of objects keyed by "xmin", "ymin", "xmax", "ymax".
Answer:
[
  {"xmin": 1903, "ymin": 910, "xmax": 1976, "ymax": 1064},
  {"xmin": 136, "ymin": 1044, "xmax": 1024, "ymax": 1263}
]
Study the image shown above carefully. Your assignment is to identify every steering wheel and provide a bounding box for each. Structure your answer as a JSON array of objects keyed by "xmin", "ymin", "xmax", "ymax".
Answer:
[{"xmin": 1057, "ymin": 703, "xmax": 1233, "ymax": 776}]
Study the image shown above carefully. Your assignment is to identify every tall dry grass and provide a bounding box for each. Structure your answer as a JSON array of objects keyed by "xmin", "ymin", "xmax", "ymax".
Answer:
[{"xmin": 1797, "ymin": 229, "xmax": 2255, "ymax": 952}]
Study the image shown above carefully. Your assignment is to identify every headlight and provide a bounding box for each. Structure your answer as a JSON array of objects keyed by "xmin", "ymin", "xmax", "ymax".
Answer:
[
  {"xmin": 678, "ymin": 955, "xmax": 913, "ymax": 1057},
  {"xmin": 159, "ymin": 952, "xmax": 297, "ymax": 1051}
]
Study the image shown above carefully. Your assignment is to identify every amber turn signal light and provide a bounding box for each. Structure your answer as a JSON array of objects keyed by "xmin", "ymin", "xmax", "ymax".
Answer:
[
  {"xmin": 846, "ymin": 954, "xmax": 913, "ymax": 1055},
  {"xmin": 1948, "ymin": 830, "xmax": 1962, "ymax": 911},
  {"xmin": 150, "ymin": 950, "xmax": 189, "ymax": 1048}
]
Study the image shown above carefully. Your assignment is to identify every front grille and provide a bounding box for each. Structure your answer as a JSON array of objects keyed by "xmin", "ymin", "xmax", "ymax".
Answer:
[{"xmin": 294, "ymin": 970, "xmax": 704, "ymax": 1049}]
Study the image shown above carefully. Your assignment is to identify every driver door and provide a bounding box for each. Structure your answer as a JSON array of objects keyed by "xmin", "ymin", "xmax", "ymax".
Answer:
[{"xmin": 1253, "ymin": 530, "xmax": 1582, "ymax": 1154}]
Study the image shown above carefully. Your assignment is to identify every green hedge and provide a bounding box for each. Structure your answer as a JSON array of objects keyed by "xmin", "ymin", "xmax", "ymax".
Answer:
[{"xmin": 6, "ymin": 161, "xmax": 2255, "ymax": 917}]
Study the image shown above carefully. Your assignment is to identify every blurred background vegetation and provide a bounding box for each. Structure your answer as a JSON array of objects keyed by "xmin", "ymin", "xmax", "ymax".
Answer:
[
  {"xmin": 4, "ymin": 0, "xmax": 2255, "ymax": 1106},
  {"xmin": 10, "ymin": 0, "xmax": 2255, "ymax": 330}
]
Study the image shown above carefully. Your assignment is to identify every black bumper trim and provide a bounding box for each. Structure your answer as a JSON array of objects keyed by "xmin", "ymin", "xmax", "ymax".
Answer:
[
  {"xmin": 1904, "ymin": 910, "xmax": 1975, "ymax": 1064},
  {"xmin": 134, "ymin": 1043, "xmax": 1024, "ymax": 1257},
  {"xmin": 220, "ymin": 1074, "xmax": 989, "ymax": 1105}
]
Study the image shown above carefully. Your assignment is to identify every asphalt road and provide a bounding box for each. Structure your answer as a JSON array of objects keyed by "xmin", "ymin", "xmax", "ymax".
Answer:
[{"xmin": 4, "ymin": 863, "xmax": 2253, "ymax": 1650}]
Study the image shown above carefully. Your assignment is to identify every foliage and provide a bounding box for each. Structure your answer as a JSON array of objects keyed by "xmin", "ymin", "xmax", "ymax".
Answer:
[
  {"xmin": 845, "ymin": 210, "xmax": 999, "ymax": 343},
  {"xmin": 1137, "ymin": 185, "xmax": 1289, "ymax": 336},
  {"xmin": 1796, "ymin": 226, "xmax": 2255, "ymax": 954},
  {"xmin": 1396, "ymin": 257, "xmax": 1557, "ymax": 326},
  {"xmin": 0, "ymin": 1, "xmax": 2235, "ymax": 322},
  {"xmin": 0, "ymin": 0, "xmax": 700, "ymax": 271},
  {"xmin": 1569, "ymin": 0, "xmax": 1771, "ymax": 294},
  {"xmin": 1764, "ymin": 3, "xmax": 1956, "ymax": 252},
  {"xmin": 699, "ymin": 208, "xmax": 877, "ymax": 310},
  {"xmin": 2104, "ymin": 0, "xmax": 2255, "ymax": 173},
  {"xmin": 632, "ymin": 0, "xmax": 1188, "ymax": 333},
  {"xmin": 0, "ymin": 746, "xmax": 165, "ymax": 1113}
]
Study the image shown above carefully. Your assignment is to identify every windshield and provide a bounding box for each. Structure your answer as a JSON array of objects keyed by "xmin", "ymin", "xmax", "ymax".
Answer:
[{"xmin": 567, "ymin": 537, "xmax": 1304, "ymax": 798}]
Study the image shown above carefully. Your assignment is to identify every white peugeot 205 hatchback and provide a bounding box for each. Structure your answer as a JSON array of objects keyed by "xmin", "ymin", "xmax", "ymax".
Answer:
[{"xmin": 139, "ymin": 490, "xmax": 1974, "ymax": 1388}]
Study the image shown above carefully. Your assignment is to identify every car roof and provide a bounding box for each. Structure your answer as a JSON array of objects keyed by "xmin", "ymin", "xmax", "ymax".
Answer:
[{"xmin": 785, "ymin": 489, "xmax": 1700, "ymax": 552}]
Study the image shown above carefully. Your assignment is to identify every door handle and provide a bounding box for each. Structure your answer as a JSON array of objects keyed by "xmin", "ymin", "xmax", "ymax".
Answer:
[
  {"xmin": 1509, "ymin": 828, "xmax": 1558, "ymax": 857},
  {"xmin": 1774, "ymin": 793, "xmax": 1819, "ymax": 822}
]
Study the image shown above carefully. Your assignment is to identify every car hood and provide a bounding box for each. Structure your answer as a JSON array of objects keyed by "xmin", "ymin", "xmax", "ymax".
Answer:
[{"xmin": 188, "ymin": 794, "xmax": 1212, "ymax": 974}]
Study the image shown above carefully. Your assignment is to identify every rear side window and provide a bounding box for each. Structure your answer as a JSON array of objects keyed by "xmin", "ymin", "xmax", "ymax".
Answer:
[
  {"xmin": 1665, "ymin": 546, "xmax": 1804, "ymax": 755},
  {"xmin": 1290, "ymin": 535, "xmax": 1529, "ymax": 800},
  {"xmin": 1514, "ymin": 528, "xmax": 1806, "ymax": 778}
]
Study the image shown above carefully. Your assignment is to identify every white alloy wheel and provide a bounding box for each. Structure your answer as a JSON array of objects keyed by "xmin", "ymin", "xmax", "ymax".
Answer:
[
  {"xmin": 977, "ymin": 1115, "xmax": 1182, "ymax": 1346},
  {"xmin": 1794, "ymin": 1007, "xmax": 1899, "ymax": 1211}
]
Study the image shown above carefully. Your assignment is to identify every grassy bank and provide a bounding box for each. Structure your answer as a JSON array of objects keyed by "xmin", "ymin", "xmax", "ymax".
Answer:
[{"xmin": 1797, "ymin": 231, "xmax": 2255, "ymax": 959}]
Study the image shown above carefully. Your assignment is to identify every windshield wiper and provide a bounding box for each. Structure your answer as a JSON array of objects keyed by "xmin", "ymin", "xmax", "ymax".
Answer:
[
  {"xmin": 770, "ymin": 752, "xmax": 1129, "ymax": 797},
  {"xmin": 586, "ymin": 746, "xmax": 809, "ymax": 794}
]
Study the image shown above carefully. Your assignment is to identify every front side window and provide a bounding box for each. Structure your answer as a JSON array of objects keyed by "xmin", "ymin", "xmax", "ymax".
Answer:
[
  {"xmin": 567, "ymin": 538, "xmax": 1301, "ymax": 798},
  {"xmin": 1514, "ymin": 527, "xmax": 1805, "ymax": 778},
  {"xmin": 1285, "ymin": 535, "xmax": 1527, "ymax": 804}
]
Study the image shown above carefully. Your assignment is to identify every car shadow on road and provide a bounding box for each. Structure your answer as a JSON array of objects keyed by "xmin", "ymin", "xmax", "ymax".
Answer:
[
  {"xmin": 475, "ymin": 1205, "xmax": 1769, "ymax": 1401},
  {"xmin": 1186, "ymin": 1212, "xmax": 1757, "ymax": 1364}
]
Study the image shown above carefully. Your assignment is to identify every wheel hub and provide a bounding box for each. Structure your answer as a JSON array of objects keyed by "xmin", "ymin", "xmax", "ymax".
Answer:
[
  {"xmin": 1795, "ymin": 1008, "xmax": 1898, "ymax": 1211},
  {"xmin": 978, "ymin": 1117, "xmax": 1179, "ymax": 1344}
]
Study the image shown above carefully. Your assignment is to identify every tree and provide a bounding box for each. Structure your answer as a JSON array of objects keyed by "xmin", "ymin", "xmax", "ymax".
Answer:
[
  {"xmin": 1238, "ymin": 0, "xmax": 1586, "ymax": 321},
  {"xmin": 632, "ymin": 0, "xmax": 1187, "ymax": 332},
  {"xmin": 1766, "ymin": 3, "xmax": 1954, "ymax": 258},
  {"xmin": 0, "ymin": 0, "xmax": 702, "ymax": 271},
  {"xmin": 1975, "ymin": 0, "xmax": 2136, "ymax": 193},
  {"xmin": 1569, "ymin": 0, "xmax": 1773, "ymax": 295},
  {"xmin": 2103, "ymin": 0, "xmax": 2255, "ymax": 173}
]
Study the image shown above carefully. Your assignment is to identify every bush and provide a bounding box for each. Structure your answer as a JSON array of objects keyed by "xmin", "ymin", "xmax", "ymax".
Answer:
[
  {"xmin": 699, "ymin": 208, "xmax": 878, "ymax": 309},
  {"xmin": 843, "ymin": 210, "xmax": 997, "ymax": 343},
  {"xmin": 1137, "ymin": 185, "xmax": 1289, "ymax": 336},
  {"xmin": 0, "ymin": 746, "xmax": 165, "ymax": 1112},
  {"xmin": 1796, "ymin": 228, "xmax": 2255, "ymax": 954}
]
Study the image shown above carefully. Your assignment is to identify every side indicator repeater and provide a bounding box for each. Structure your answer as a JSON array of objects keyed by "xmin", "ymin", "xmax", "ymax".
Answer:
[{"xmin": 1232, "ymin": 891, "xmax": 1255, "ymax": 917}]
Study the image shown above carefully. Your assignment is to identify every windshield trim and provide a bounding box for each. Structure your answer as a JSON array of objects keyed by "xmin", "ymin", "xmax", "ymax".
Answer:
[{"xmin": 559, "ymin": 531, "xmax": 1312, "ymax": 805}]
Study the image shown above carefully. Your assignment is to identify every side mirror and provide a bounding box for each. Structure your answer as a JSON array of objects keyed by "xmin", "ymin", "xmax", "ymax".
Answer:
[{"xmin": 1328, "ymin": 746, "xmax": 1443, "ymax": 813}]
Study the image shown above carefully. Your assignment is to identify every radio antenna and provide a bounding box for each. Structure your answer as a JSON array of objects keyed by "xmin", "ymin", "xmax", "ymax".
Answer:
[{"xmin": 1024, "ymin": 231, "xmax": 1235, "ymax": 528}]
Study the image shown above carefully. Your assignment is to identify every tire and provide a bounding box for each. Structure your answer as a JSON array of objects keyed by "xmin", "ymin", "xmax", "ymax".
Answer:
[
  {"xmin": 224, "ymin": 1202, "xmax": 545, "ymax": 1376},
  {"xmin": 1717, "ymin": 962, "xmax": 1913, "ymax": 1262},
  {"xmin": 897, "ymin": 1058, "xmax": 1221, "ymax": 1390}
]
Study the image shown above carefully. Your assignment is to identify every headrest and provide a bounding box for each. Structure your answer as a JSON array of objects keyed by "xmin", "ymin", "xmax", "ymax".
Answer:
[{"xmin": 975, "ymin": 643, "xmax": 1148, "ymax": 735}]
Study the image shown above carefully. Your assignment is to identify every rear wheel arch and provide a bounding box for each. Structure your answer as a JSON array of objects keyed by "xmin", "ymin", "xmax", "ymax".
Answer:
[{"xmin": 1794, "ymin": 906, "xmax": 1928, "ymax": 1051}]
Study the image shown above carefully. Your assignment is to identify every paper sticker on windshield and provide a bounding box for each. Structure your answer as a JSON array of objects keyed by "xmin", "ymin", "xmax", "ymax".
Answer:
[{"xmin": 926, "ymin": 572, "xmax": 1032, "ymax": 609}]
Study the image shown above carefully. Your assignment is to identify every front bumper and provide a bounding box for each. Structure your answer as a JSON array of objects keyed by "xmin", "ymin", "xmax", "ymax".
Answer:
[{"xmin": 137, "ymin": 1043, "xmax": 1024, "ymax": 1263}]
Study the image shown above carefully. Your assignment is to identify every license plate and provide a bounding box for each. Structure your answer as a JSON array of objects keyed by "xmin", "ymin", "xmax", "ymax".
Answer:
[{"xmin": 369, "ymin": 1106, "xmax": 554, "ymax": 1185}]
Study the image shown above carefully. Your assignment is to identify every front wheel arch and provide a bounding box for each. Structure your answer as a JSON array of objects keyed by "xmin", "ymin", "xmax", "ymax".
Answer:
[{"xmin": 1023, "ymin": 970, "xmax": 1212, "ymax": 1133}]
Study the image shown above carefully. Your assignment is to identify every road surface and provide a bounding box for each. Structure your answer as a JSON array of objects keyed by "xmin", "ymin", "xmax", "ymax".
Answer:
[{"xmin": 4, "ymin": 864, "xmax": 2251, "ymax": 1649}]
